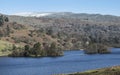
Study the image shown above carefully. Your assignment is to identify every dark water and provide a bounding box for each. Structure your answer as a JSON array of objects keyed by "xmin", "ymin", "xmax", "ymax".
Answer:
[{"xmin": 0, "ymin": 48, "xmax": 120, "ymax": 75}]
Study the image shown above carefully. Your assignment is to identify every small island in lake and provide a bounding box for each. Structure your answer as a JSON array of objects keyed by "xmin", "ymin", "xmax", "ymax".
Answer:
[{"xmin": 84, "ymin": 43, "xmax": 111, "ymax": 54}]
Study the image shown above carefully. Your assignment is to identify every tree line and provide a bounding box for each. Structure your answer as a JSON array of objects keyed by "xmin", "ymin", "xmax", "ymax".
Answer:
[{"xmin": 9, "ymin": 42, "xmax": 64, "ymax": 57}]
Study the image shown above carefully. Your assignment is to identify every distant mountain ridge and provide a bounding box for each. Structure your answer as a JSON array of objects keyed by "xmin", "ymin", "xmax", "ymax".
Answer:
[
  {"xmin": 8, "ymin": 12, "xmax": 120, "ymax": 26},
  {"xmin": 12, "ymin": 12, "xmax": 53, "ymax": 17},
  {"xmin": 11, "ymin": 12, "xmax": 120, "ymax": 17},
  {"xmin": 11, "ymin": 12, "xmax": 75, "ymax": 17}
]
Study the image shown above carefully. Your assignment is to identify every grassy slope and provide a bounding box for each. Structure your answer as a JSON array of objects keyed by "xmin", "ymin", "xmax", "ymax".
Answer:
[
  {"xmin": 0, "ymin": 21, "xmax": 60, "ymax": 56},
  {"xmin": 0, "ymin": 40, "xmax": 13, "ymax": 56},
  {"xmin": 0, "ymin": 40, "xmax": 13, "ymax": 50},
  {"xmin": 59, "ymin": 66, "xmax": 120, "ymax": 75}
]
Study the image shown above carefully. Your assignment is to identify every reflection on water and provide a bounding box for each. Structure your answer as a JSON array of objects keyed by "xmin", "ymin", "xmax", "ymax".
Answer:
[{"xmin": 0, "ymin": 48, "xmax": 120, "ymax": 75}]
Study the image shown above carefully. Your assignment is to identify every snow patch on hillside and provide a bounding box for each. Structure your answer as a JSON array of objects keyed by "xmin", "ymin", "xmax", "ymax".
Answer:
[{"xmin": 12, "ymin": 12, "xmax": 52, "ymax": 17}]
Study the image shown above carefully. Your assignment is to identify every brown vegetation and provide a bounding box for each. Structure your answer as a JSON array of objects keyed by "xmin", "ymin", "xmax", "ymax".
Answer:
[
  {"xmin": 0, "ymin": 13, "xmax": 120, "ymax": 56},
  {"xmin": 60, "ymin": 66, "xmax": 120, "ymax": 75}
]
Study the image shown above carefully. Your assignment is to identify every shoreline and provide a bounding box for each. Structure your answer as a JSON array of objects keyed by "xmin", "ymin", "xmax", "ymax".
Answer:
[
  {"xmin": 0, "ymin": 49, "xmax": 83, "ymax": 57},
  {"xmin": 59, "ymin": 65, "xmax": 120, "ymax": 75}
]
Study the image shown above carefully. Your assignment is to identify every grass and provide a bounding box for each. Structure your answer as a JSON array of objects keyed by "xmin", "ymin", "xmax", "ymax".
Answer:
[
  {"xmin": 0, "ymin": 40, "xmax": 13, "ymax": 50},
  {"xmin": 0, "ymin": 40, "xmax": 14, "ymax": 56},
  {"xmin": 58, "ymin": 66, "xmax": 120, "ymax": 75}
]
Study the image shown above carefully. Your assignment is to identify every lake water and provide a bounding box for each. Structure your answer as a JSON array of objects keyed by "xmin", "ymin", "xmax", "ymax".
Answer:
[{"xmin": 0, "ymin": 48, "xmax": 120, "ymax": 75}]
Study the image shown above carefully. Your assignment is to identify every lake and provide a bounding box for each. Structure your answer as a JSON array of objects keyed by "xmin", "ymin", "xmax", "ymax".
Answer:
[{"xmin": 0, "ymin": 48, "xmax": 120, "ymax": 75}]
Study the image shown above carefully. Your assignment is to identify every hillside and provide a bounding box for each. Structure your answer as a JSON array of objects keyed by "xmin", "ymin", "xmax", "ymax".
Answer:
[
  {"xmin": 8, "ymin": 12, "xmax": 120, "ymax": 48},
  {"xmin": 0, "ymin": 12, "xmax": 120, "ymax": 56}
]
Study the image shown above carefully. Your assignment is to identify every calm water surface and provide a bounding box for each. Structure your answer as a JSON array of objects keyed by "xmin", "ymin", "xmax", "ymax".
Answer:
[{"xmin": 0, "ymin": 48, "xmax": 120, "ymax": 75}]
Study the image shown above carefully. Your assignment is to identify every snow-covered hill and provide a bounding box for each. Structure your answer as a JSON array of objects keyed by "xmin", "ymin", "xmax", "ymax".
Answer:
[
  {"xmin": 12, "ymin": 12, "xmax": 74, "ymax": 17},
  {"xmin": 12, "ymin": 12, "xmax": 53, "ymax": 17}
]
